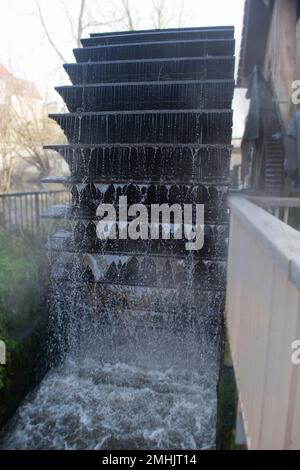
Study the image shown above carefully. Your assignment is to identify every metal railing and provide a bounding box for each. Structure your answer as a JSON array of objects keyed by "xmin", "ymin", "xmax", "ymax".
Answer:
[
  {"xmin": 231, "ymin": 164, "xmax": 242, "ymax": 190},
  {"xmin": 248, "ymin": 196, "xmax": 300, "ymax": 225},
  {"xmin": 0, "ymin": 190, "xmax": 70, "ymax": 233}
]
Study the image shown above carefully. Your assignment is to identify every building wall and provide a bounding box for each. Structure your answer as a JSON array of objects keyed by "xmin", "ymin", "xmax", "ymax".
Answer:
[
  {"xmin": 0, "ymin": 79, "xmax": 7, "ymax": 105},
  {"xmin": 263, "ymin": 0, "xmax": 297, "ymax": 126}
]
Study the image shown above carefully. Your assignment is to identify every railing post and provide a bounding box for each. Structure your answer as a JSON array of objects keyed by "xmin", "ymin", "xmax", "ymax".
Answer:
[
  {"xmin": 7, "ymin": 196, "xmax": 12, "ymax": 230},
  {"xmin": 0, "ymin": 197, "xmax": 6, "ymax": 230},
  {"xmin": 35, "ymin": 193, "xmax": 40, "ymax": 231}
]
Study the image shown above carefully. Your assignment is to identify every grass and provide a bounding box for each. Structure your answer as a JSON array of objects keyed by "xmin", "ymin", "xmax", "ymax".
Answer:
[
  {"xmin": 216, "ymin": 331, "xmax": 241, "ymax": 450},
  {"xmin": 0, "ymin": 229, "xmax": 49, "ymax": 427},
  {"xmin": 0, "ymin": 230, "xmax": 48, "ymax": 333}
]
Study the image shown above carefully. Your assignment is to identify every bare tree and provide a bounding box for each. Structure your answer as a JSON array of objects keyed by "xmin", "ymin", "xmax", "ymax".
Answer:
[
  {"xmin": 35, "ymin": 0, "xmax": 187, "ymax": 64},
  {"xmin": 35, "ymin": 1, "xmax": 67, "ymax": 63},
  {"xmin": 116, "ymin": 0, "xmax": 185, "ymax": 32},
  {"xmin": 120, "ymin": 0, "xmax": 136, "ymax": 31},
  {"xmin": 152, "ymin": 0, "xmax": 169, "ymax": 29},
  {"xmin": 0, "ymin": 105, "xmax": 15, "ymax": 192},
  {"xmin": 35, "ymin": 0, "xmax": 124, "ymax": 63},
  {"xmin": 152, "ymin": 0, "xmax": 186, "ymax": 29},
  {"xmin": 0, "ymin": 75, "xmax": 66, "ymax": 192},
  {"xmin": 12, "ymin": 104, "xmax": 66, "ymax": 179}
]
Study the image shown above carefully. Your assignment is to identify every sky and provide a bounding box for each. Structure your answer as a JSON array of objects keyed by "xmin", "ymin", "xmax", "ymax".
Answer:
[{"xmin": 0, "ymin": 0, "xmax": 248, "ymax": 136}]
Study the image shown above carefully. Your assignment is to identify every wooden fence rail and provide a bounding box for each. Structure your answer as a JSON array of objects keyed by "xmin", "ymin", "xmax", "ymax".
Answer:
[{"xmin": 0, "ymin": 190, "xmax": 70, "ymax": 233}]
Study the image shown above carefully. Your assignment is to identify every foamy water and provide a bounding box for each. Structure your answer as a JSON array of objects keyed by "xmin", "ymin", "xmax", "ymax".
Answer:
[{"xmin": 0, "ymin": 327, "xmax": 219, "ymax": 450}]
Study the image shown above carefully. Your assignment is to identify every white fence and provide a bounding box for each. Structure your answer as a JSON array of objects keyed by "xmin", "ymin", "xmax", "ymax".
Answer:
[{"xmin": 226, "ymin": 196, "xmax": 300, "ymax": 450}]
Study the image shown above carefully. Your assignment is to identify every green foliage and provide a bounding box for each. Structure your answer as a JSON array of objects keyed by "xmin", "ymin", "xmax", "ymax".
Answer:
[
  {"xmin": 0, "ymin": 230, "xmax": 49, "ymax": 412},
  {"xmin": 217, "ymin": 365, "xmax": 238, "ymax": 449},
  {"xmin": 216, "ymin": 334, "xmax": 240, "ymax": 450},
  {"xmin": 0, "ymin": 230, "xmax": 48, "ymax": 332}
]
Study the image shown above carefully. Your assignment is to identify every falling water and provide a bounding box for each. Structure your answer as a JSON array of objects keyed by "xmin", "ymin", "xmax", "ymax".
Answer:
[{"xmin": 0, "ymin": 261, "xmax": 222, "ymax": 450}]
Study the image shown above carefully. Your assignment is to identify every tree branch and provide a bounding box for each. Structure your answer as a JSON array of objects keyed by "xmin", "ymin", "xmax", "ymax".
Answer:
[
  {"xmin": 35, "ymin": 0, "xmax": 67, "ymax": 63},
  {"xmin": 121, "ymin": 0, "xmax": 135, "ymax": 31},
  {"xmin": 77, "ymin": 0, "xmax": 86, "ymax": 47}
]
